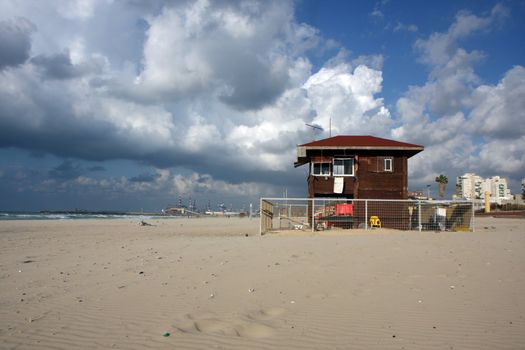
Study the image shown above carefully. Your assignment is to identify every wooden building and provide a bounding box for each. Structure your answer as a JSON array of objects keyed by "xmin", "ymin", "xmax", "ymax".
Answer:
[{"xmin": 294, "ymin": 135, "xmax": 424, "ymax": 200}]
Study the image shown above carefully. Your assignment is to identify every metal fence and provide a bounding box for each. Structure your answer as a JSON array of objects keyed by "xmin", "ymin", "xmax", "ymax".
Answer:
[{"xmin": 260, "ymin": 198, "xmax": 474, "ymax": 234}]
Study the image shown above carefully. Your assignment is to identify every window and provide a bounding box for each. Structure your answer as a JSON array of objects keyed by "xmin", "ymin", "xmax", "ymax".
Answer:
[
  {"xmin": 311, "ymin": 162, "xmax": 331, "ymax": 176},
  {"xmin": 384, "ymin": 158, "xmax": 393, "ymax": 172},
  {"xmin": 333, "ymin": 158, "xmax": 354, "ymax": 176}
]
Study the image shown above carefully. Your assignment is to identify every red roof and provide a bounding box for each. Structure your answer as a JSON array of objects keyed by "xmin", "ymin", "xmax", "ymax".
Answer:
[{"xmin": 299, "ymin": 135, "xmax": 423, "ymax": 149}]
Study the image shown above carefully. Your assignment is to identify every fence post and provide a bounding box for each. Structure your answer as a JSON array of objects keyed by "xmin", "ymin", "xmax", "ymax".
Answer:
[
  {"xmin": 471, "ymin": 200, "xmax": 475, "ymax": 232},
  {"xmin": 365, "ymin": 199, "xmax": 368, "ymax": 230},
  {"xmin": 311, "ymin": 198, "xmax": 315, "ymax": 232},
  {"xmin": 259, "ymin": 197, "xmax": 263, "ymax": 235},
  {"xmin": 418, "ymin": 200, "xmax": 422, "ymax": 232}
]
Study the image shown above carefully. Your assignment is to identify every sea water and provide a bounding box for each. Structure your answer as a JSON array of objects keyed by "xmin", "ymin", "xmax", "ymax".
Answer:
[{"xmin": 0, "ymin": 211, "xmax": 178, "ymax": 221}]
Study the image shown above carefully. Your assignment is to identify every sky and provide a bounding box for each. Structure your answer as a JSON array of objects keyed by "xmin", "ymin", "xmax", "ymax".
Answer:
[{"xmin": 0, "ymin": 0, "xmax": 524, "ymax": 212}]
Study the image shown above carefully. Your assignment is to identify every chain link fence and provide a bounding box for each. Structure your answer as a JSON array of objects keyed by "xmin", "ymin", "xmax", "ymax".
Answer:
[{"xmin": 260, "ymin": 198, "xmax": 474, "ymax": 234}]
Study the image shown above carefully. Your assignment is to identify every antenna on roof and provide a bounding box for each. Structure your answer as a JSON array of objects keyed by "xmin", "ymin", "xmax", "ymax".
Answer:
[{"xmin": 305, "ymin": 123, "xmax": 323, "ymax": 141}]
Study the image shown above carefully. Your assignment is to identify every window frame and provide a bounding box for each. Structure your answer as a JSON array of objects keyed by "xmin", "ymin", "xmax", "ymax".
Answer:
[
  {"xmin": 384, "ymin": 157, "xmax": 393, "ymax": 172},
  {"xmin": 311, "ymin": 162, "xmax": 332, "ymax": 176},
  {"xmin": 332, "ymin": 157, "xmax": 355, "ymax": 177}
]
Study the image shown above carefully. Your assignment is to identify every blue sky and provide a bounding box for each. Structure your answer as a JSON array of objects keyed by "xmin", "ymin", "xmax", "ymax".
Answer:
[{"xmin": 0, "ymin": 0, "xmax": 524, "ymax": 211}]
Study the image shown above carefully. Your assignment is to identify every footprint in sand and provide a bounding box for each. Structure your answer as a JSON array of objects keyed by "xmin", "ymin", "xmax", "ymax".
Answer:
[
  {"xmin": 174, "ymin": 307, "xmax": 286, "ymax": 339},
  {"xmin": 246, "ymin": 307, "xmax": 287, "ymax": 321}
]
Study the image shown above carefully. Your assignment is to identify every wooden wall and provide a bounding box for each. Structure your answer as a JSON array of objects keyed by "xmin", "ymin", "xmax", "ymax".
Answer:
[
  {"xmin": 308, "ymin": 175, "xmax": 356, "ymax": 197},
  {"xmin": 357, "ymin": 155, "xmax": 408, "ymax": 199},
  {"xmin": 306, "ymin": 151, "xmax": 409, "ymax": 200}
]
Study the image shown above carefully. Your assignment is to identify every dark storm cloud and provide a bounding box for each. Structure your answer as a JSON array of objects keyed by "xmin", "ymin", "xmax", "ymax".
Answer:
[
  {"xmin": 48, "ymin": 160, "xmax": 83, "ymax": 180},
  {"xmin": 0, "ymin": 0, "xmax": 389, "ymax": 200},
  {"xmin": 0, "ymin": 17, "xmax": 35, "ymax": 70},
  {"xmin": 88, "ymin": 165, "xmax": 105, "ymax": 172},
  {"xmin": 218, "ymin": 55, "xmax": 289, "ymax": 110}
]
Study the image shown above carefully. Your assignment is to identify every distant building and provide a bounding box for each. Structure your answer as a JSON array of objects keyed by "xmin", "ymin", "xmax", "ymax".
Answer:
[
  {"xmin": 522, "ymin": 178, "xmax": 525, "ymax": 200},
  {"xmin": 455, "ymin": 173, "xmax": 512, "ymax": 204}
]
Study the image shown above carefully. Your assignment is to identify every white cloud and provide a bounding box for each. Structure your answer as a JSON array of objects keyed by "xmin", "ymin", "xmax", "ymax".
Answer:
[
  {"xmin": 476, "ymin": 137, "xmax": 525, "ymax": 175},
  {"xmin": 394, "ymin": 22, "xmax": 418, "ymax": 33},
  {"xmin": 172, "ymin": 172, "xmax": 270, "ymax": 197},
  {"xmin": 304, "ymin": 63, "xmax": 392, "ymax": 136},
  {"xmin": 41, "ymin": 168, "xmax": 276, "ymax": 201},
  {"xmin": 135, "ymin": 0, "xmax": 311, "ymax": 110},
  {"xmin": 56, "ymin": 0, "xmax": 109, "ymax": 20},
  {"xmin": 395, "ymin": 4, "xmax": 524, "ymax": 194},
  {"xmin": 3, "ymin": 0, "xmax": 521, "ymax": 203},
  {"xmin": 415, "ymin": 4, "xmax": 507, "ymax": 67},
  {"xmin": 467, "ymin": 66, "xmax": 525, "ymax": 138}
]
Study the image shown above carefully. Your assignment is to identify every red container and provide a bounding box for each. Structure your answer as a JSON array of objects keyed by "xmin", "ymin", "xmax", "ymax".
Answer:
[{"xmin": 336, "ymin": 203, "xmax": 353, "ymax": 215}]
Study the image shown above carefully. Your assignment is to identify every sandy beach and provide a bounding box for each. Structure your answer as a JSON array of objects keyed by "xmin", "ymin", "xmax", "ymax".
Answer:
[{"xmin": 1, "ymin": 216, "xmax": 524, "ymax": 349}]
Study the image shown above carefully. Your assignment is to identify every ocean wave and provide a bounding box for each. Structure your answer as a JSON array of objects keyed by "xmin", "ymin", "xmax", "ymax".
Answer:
[{"xmin": 0, "ymin": 212, "xmax": 181, "ymax": 221}]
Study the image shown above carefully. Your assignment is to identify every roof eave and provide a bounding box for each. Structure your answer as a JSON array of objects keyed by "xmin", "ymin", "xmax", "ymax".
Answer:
[{"xmin": 301, "ymin": 146, "xmax": 424, "ymax": 151}]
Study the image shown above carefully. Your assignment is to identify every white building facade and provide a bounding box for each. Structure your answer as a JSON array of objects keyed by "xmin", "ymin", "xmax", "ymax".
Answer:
[{"xmin": 456, "ymin": 173, "xmax": 512, "ymax": 204}]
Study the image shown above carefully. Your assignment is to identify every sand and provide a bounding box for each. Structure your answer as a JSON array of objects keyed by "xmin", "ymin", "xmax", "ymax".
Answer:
[{"xmin": 0, "ymin": 216, "xmax": 524, "ymax": 349}]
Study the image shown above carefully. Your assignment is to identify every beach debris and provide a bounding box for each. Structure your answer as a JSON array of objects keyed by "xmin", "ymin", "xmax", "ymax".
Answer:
[
  {"xmin": 28, "ymin": 314, "xmax": 46, "ymax": 323},
  {"xmin": 22, "ymin": 260, "xmax": 35, "ymax": 264},
  {"xmin": 245, "ymin": 233, "xmax": 249, "ymax": 237},
  {"xmin": 248, "ymin": 288, "xmax": 255, "ymax": 293},
  {"xmin": 209, "ymin": 293, "xmax": 215, "ymax": 299},
  {"xmin": 290, "ymin": 300, "xmax": 295, "ymax": 304},
  {"xmin": 139, "ymin": 271, "xmax": 144, "ymax": 275},
  {"xmin": 139, "ymin": 220, "xmax": 153, "ymax": 226},
  {"xmin": 162, "ymin": 331, "xmax": 170, "ymax": 337},
  {"xmin": 450, "ymin": 285, "xmax": 455, "ymax": 289}
]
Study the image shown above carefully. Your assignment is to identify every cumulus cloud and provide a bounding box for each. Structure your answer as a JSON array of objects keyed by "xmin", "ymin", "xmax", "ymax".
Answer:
[
  {"xmin": 3, "ymin": 0, "xmax": 520, "ymax": 205},
  {"xmin": 393, "ymin": 4, "xmax": 524, "ymax": 193},
  {"xmin": 304, "ymin": 63, "xmax": 391, "ymax": 136},
  {"xmin": 0, "ymin": 0, "xmax": 394, "ymax": 199},
  {"xmin": 414, "ymin": 4, "xmax": 507, "ymax": 67},
  {"xmin": 135, "ymin": 0, "xmax": 317, "ymax": 109},
  {"xmin": 467, "ymin": 66, "xmax": 525, "ymax": 139},
  {"xmin": 56, "ymin": 0, "xmax": 110, "ymax": 20},
  {"xmin": 17, "ymin": 166, "xmax": 276, "ymax": 204},
  {"xmin": 30, "ymin": 51, "xmax": 104, "ymax": 80},
  {"xmin": 0, "ymin": 17, "xmax": 35, "ymax": 70}
]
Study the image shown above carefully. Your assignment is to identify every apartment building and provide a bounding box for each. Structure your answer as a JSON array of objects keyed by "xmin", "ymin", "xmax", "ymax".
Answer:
[{"xmin": 456, "ymin": 173, "xmax": 512, "ymax": 204}]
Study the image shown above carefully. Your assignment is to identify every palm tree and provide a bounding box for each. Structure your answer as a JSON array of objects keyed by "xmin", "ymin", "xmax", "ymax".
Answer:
[{"xmin": 435, "ymin": 174, "xmax": 448, "ymax": 199}]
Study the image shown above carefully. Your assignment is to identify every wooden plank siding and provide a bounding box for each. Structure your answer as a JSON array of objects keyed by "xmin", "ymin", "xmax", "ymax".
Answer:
[
  {"xmin": 306, "ymin": 151, "xmax": 409, "ymax": 200},
  {"xmin": 357, "ymin": 155, "xmax": 408, "ymax": 199},
  {"xmin": 307, "ymin": 175, "xmax": 356, "ymax": 198}
]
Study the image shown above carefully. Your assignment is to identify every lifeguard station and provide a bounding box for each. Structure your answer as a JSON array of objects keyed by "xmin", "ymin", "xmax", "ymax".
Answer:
[{"xmin": 294, "ymin": 135, "xmax": 424, "ymax": 229}]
